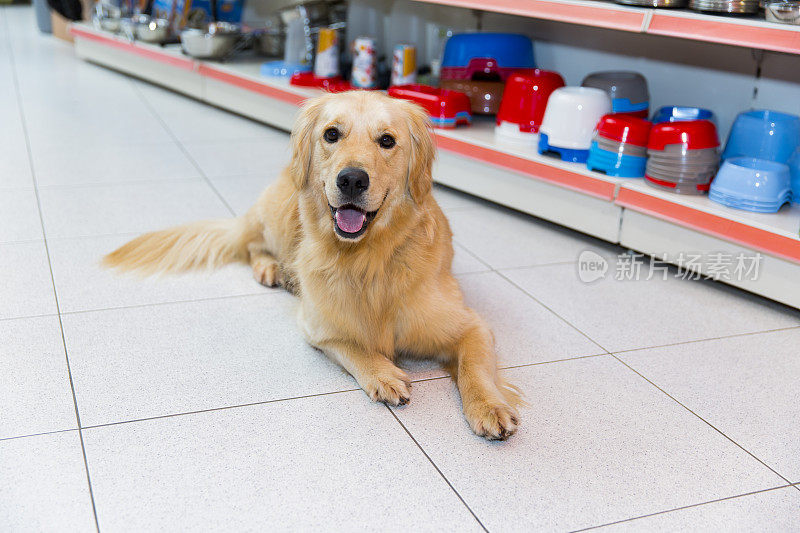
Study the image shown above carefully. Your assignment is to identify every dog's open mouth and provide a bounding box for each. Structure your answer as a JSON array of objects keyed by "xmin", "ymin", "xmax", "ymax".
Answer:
[{"xmin": 329, "ymin": 204, "xmax": 378, "ymax": 239}]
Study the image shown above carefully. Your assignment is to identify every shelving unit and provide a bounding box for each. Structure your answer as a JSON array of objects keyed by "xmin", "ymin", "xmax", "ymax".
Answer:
[
  {"xmin": 413, "ymin": 0, "xmax": 800, "ymax": 55},
  {"xmin": 70, "ymin": 22, "xmax": 800, "ymax": 309}
]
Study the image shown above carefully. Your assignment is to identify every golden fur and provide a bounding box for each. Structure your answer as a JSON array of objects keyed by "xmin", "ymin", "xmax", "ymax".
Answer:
[{"xmin": 104, "ymin": 91, "xmax": 521, "ymax": 439}]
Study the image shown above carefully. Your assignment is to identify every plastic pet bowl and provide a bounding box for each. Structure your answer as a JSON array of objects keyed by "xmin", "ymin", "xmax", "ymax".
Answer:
[
  {"xmin": 388, "ymin": 84, "xmax": 472, "ymax": 128},
  {"xmin": 581, "ymin": 71, "xmax": 649, "ymax": 117},
  {"xmin": 440, "ymin": 33, "xmax": 535, "ymax": 82},
  {"xmin": 495, "ymin": 69, "xmax": 565, "ymax": 143},
  {"xmin": 722, "ymin": 109, "xmax": 800, "ymax": 164},
  {"xmin": 290, "ymin": 71, "xmax": 352, "ymax": 92},
  {"xmin": 709, "ymin": 157, "xmax": 792, "ymax": 212},
  {"xmin": 788, "ymin": 148, "xmax": 800, "ymax": 204},
  {"xmin": 647, "ymin": 120, "xmax": 719, "ymax": 151},
  {"xmin": 587, "ymin": 142, "xmax": 648, "ymax": 177},
  {"xmin": 652, "ymin": 105, "xmax": 716, "ymax": 124},
  {"xmin": 538, "ymin": 87, "xmax": 612, "ymax": 162}
]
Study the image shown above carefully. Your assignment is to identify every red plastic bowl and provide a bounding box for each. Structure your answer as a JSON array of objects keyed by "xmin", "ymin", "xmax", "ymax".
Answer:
[
  {"xmin": 290, "ymin": 72, "xmax": 353, "ymax": 93},
  {"xmin": 387, "ymin": 84, "xmax": 472, "ymax": 128},
  {"xmin": 595, "ymin": 113, "xmax": 652, "ymax": 147},
  {"xmin": 496, "ymin": 69, "xmax": 565, "ymax": 133},
  {"xmin": 647, "ymin": 119, "xmax": 719, "ymax": 151}
]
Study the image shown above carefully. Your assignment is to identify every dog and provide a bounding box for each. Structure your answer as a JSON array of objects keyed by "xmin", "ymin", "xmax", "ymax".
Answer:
[{"xmin": 104, "ymin": 91, "xmax": 521, "ymax": 440}]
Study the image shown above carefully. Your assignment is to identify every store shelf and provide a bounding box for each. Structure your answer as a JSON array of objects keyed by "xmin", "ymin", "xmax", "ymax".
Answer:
[
  {"xmin": 413, "ymin": 0, "xmax": 800, "ymax": 55},
  {"xmin": 70, "ymin": 22, "xmax": 800, "ymax": 307}
]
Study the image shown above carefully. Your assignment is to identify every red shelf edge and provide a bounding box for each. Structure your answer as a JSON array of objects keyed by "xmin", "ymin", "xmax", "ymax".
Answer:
[
  {"xmin": 70, "ymin": 25, "xmax": 196, "ymax": 71},
  {"xmin": 616, "ymin": 187, "xmax": 800, "ymax": 264},
  {"xmin": 413, "ymin": 0, "xmax": 645, "ymax": 32},
  {"xmin": 434, "ymin": 134, "xmax": 617, "ymax": 201},
  {"xmin": 198, "ymin": 65, "xmax": 308, "ymax": 106},
  {"xmin": 648, "ymin": 14, "xmax": 800, "ymax": 55}
]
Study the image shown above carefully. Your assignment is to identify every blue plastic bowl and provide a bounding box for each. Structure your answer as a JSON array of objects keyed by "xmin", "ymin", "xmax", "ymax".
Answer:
[
  {"xmin": 441, "ymin": 33, "xmax": 535, "ymax": 69},
  {"xmin": 652, "ymin": 106, "xmax": 715, "ymax": 124},
  {"xmin": 709, "ymin": 157, "xmax": 792, "ymax": 213},
  {"xmin": 722, "ymin": 109, "xmax": 800, "ymax": 164},
  {"xmin": 788, "ymin": 148, "xmax": 800, "ymax": 204}
]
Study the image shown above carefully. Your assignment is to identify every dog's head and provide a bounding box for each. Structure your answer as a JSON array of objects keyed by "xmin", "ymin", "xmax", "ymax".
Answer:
[{"xmin": 288, "ymin": 91, "xmax": 435, "ymax": 243}]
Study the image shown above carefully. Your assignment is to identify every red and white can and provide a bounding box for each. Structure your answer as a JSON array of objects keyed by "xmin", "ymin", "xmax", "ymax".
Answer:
[
  {"xmin": 314, "ymin": 27, "xmax": 340, "ymax": 79},
  {"xmin": 350, "ymin": 36, "xmax": 377, "ymax": 88},
  {"xmin": 391, "ymin": 43, "xmax": 417, "ymax": 86}
]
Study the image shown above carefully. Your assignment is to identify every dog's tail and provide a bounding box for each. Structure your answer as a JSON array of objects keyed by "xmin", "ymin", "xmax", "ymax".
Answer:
[{"xmin": 102, "ymin": 217, "xmax": 257, "ymax": 276}]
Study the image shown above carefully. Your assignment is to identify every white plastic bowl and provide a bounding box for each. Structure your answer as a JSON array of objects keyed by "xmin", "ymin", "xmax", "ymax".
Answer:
[{"xmin": 539, "ymin": 87, "xmax": 611, "ymax": 150}]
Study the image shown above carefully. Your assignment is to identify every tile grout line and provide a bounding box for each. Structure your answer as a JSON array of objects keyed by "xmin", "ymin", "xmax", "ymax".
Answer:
[
  {"xmin": 491, "ymin": 270, "xmax": 797, "ymax": 486},
  {"xmin": 570, "ymin": 483, "xmax": 796, "ymax": 532},
  {"xmin": 0, "ymin": 427, "xmax": 77, "ymax": 444},
  {"xmin": 5, "ymin": 15, "xmax": 101, "ymax": 533},
  {"xmin": 385, "ymin": 406, "xmax": 490, "ymax": 533},
  {"xmin": 612, "ymin": 353, "xmax": 795, "ymax": 485},
  {"xmin": 131, "ymin": 81, "xmax": 237, "ymax": 217}
]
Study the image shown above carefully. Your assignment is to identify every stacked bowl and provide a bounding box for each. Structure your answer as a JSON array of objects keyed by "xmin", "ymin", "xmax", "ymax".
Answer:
[
  {"xmin": 689, "ymin": 0, "xmax": 759, "ymax": 12},
  {"xmin": 722, "ymin": 109, "xmax": 800, "ymax": 164},
  {"xmin": 587, "ymin": 114, "xmax": 652, "ymax": 177},
  {"xmin": 495, "ymin": 69, "xmax": 565, "ymax": 145},
  {"xmin": 652, "ymin": 105, "xmax": 716, "ymax": 124},
  {"xmin": 645, "ymin": 120, "xmax": 720, "ymax": 195},
  {"xmin": 710, "ymin": 158, "xmax": 792, "ymax": 212},
  {"xmin": 538, "ymin": 87, "xmax": 612, "ymax": 163},
  {"xmin": 581, "ymin": 71, "xmax": 649, "ymax": 118}
]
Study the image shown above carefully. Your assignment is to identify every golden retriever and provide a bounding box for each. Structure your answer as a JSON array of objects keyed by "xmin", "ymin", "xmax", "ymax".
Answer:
[{"xmin": 104, "ymin": 91, "xmax": 521, "ymax": 440}]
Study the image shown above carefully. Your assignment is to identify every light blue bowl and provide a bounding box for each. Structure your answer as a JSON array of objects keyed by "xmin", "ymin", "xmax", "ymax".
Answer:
[
  {"xmin": 722, "ymin": 109, "xmax": 800, "ymax": 164},
  {"xmin": 788, "ymin": 148, "xmax": 800, "ymax": 204},
  {"xmin": 652, "ymin": 106, "xmax": 716, "ymax": 124},
  {"xmin": 709, "ymin": 157, "xmax": 792, "ymax": 213}
]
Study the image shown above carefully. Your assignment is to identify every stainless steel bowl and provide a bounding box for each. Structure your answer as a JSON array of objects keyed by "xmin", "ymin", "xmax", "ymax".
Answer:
[
  {"xmin": 93, "ymin": 3, "xmax": 122, "ymax": 32},
  {"xmin": 765, "ymin": 1, "xmax": 800, "ymax": 23},
  {"xmin": 689, "ymin": 0, "xmax": 759, "ymax": 12},
  {"xmin": 180, "ymin": 22, "xmax": 242, "ymax": 60},
  {"xmin": 254, "ymin": 29, "xmax": 285, "ymax": 57},
  {"xmin": 133, "ymin": 15, "xmax": 170, "ymax": 43}
]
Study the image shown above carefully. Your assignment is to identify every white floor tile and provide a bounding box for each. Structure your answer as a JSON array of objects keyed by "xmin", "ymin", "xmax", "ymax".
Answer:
[
  {"xmin": 38, "ymin": 180, "xmax": 232, "ymax": 238},
  {"xmin": 0, "ymin": 240, "xmax": 57, "ymax": 320},
  {"xmin": 0, "ymin": 315, "xmax": 77, "ymax": 440},
  {"xmin": 181, "ymin": 137, "xmax": 290, "ymax": 178},
  {"xmin": 32, "ymin": 140, "xmax": 201, "ymax": 187},
  {"xmin": 62, "ymin": 294, "xmax": 357, "ymax": 426},
  {"xmin": 603, "ymin": 487, "xmax": 800, "ymax": 532},
  {"xmin": 458, "ymin": 271, "xmax": 604, "ymax": 366},
  {"xmin": 451, "ymin": 242, "xmax": 491, "ymax": 275},
  {"xmin": 82, "ymin": 393, "xmax": 482, "ymax": 532},
  {"xmin": 448, "ymin": 203, "xmax": 618, "ymax": 269},
  {"xmin": 0, "ymin": 134, "xmax": 33, "ymax": 189},
  {"xmin": 618, "ymin": 329, "xmax": 800, "ymax": 482},
  {"xmin": 0, "ymin": 431, "xmax": 96, "ymax": 533},
  {"xmin": 503, "ymin": 263, "xmax": 800, "ymax": 352},
  {"xmin": 208, "ymin": 173, "xmax": 276, "ymax": 216},
  {"xmin": 49, "ymin": 233, "xmax": 268, "ymax": 313},
  {"xmin": 391, "ymin": 357, "xmax": 784, "ymax": 531},
  {"xmin": 0, "ymin": 187, "xmax": 42, "ymax": 243}
]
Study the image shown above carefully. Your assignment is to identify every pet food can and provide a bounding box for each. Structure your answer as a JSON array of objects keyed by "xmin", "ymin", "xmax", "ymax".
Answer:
[
  {"xmin": 391, "ymin": 43, "xmax": 417, "ymax": 86},
  {"xmin": 350, "ymin": 36, "xmax": 377, "ymax": 88},
  {"xmin": 314, "ymin": 27, "xmax": 339, "ymax": 78}
]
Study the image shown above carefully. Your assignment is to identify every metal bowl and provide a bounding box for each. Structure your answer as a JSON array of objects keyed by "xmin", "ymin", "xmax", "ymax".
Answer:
[
  {"xmin": 133, "ymin": 15, "xmax": 170, "ymax": 43},
  {"xmin": 254, "ymin": 30, "xmax": 285, "ymax": 57},
  {"xmin": 765, "ymin": 1, "xmax": 800, "ymax": 23},
  {"xmin": 180, "ymin": 22, "xmax": 242, "ymax": 60},
  {"xmin": 615, "ymin": 0, "xmax": 688, "ymax": 7}
]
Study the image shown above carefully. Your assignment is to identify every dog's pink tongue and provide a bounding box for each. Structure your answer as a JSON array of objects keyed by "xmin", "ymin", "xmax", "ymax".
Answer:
[{"xmin": 335, "ymin": 208, "xmax": 366, "ymax": 233}]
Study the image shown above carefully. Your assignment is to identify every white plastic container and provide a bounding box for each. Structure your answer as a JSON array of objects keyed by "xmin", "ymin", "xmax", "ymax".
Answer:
[{"xmin": 539, "ymin": 87, "xmax": 612, "ymax": 150}]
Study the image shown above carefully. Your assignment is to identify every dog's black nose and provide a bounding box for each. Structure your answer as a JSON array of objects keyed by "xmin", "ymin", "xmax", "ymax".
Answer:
[{"xmin": 336, "ymin": 167, "xmax": 369, "ymax": 198}]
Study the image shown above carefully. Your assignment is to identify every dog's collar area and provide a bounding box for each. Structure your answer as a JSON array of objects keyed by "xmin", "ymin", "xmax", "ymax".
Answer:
[{"xmin": 329, "ymin": 204, "xmax": 378, "ymax": 239}]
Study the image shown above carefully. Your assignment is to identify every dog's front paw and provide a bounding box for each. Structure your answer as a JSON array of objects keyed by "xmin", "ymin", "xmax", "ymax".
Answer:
[
  {"xmin": 252, "ymin": 257, "xmax": 282, "ymax": 287},
  {"xmin": 465, "ymin": 401, "xmax": 519, "ymax": 441},
  {"xmin": 361, "ymin": 367, "xmax": 411, "ymax": 407}
]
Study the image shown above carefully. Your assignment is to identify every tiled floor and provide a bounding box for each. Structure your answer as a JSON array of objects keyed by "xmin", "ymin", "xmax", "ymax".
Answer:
[{"xmin": 2, "ymin": 6, "xmax": 800, "ymax": 532}]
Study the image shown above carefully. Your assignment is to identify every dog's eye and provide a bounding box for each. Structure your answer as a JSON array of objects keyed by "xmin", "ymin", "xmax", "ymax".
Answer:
[
  {"xmin": 324, "ymin": 127, "xmax": 339, "ymax": 143},
  {"xmin": 378, "ymin": 134, "xmax": 396, "ymax": 149}
]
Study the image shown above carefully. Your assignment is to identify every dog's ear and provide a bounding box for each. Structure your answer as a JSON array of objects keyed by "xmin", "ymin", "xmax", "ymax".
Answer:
[
  {"xmin": 288, "ymin": 96, "xmax": 326, "ymax": 189},
  {"xmin": 404, "ymin": 101, "xmax": 436, "ymax": 203}
]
